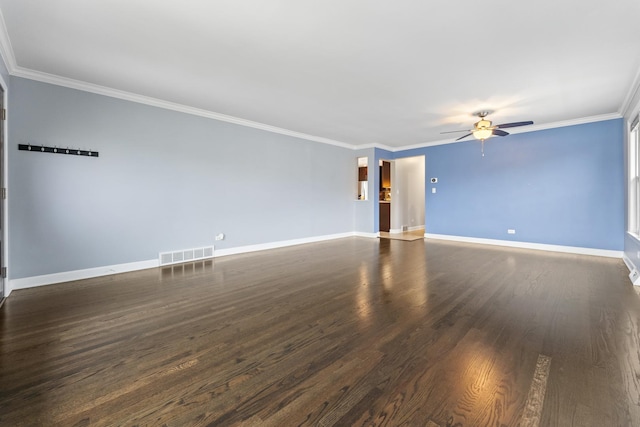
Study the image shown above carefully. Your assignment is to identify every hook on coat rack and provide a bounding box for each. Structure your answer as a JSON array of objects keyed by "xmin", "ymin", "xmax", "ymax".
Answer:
[{"xmin": 18, "ymin": 144, "xmax": 99, "ymax": 157}]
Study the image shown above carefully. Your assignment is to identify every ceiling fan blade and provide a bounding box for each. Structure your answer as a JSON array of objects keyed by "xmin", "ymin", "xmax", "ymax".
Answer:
[
  {"xmin": 495, "ymin": 121, "xmax": 533, "ymax": 129},
  {"xmin": 440, "ymin": 129, "xmax": 473, "ymax": 134},
  {"xmin": 493, "ymin": 129, "xmax": 509, "ymax": 137},
  {"xmin": 455, "ymin": 133, "xmax": 473, "ymax": 141}
]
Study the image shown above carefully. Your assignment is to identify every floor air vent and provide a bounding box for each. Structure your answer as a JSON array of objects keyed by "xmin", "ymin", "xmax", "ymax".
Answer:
[{"xmin": 159, "ymin": 246, "xmax": 214, "ymax": 266}]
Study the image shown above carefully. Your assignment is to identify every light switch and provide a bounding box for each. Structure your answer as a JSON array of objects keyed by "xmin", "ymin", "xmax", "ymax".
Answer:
[{"xmin": 432, "ymin": 188, "xmax": 436, "ymax": 193}]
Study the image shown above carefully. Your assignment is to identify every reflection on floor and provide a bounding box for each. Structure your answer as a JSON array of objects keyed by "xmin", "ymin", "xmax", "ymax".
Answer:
[
  {"xmin": 2, "ymin": 237, "xmax": 638, "ymax": 425},
  {"xmin": 379, "ymin": 229, "xmax": 425, "ymax": 241}
]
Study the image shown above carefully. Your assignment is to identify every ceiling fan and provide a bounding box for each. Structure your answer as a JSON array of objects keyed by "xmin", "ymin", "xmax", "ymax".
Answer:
[{"xmin": 441, "ymin": 111, "xmax": 533, "ymax": 155}]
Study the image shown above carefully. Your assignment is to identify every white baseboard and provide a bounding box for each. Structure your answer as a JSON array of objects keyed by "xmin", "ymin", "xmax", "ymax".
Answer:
[
  {"xmin": 389, "ymin": 226, "xmax": 424, "ymax": 234},
  {"xmin": 424, "ymin": 233, "xmax": 623, "ymax": 258},
  {"xmin": 9, "ymin": 259, "xmax": 159, "ymax": 290},
  {"xmin": 354, "ymin": 231, "xmax": 379, "ymax": 238},
  {"xmin": 8, "ymin": 232, "xmax": 359, "ymax": 291},
  {"xmin": 213, "ymin": 232, "xmax": 354, "ymax": 258},
  {"xmin": 622, "ymin": 255, "xmax": 640, "ymax": 286},
  {"xmin": 11, "ymin": 231, "xmax": 619, "ymax": 293}
]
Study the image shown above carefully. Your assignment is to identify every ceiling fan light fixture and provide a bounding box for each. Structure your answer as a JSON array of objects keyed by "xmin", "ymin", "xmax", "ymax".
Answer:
[{"xmin": 472, "ymin": 128, "xmax": 492, "ymax": 140}]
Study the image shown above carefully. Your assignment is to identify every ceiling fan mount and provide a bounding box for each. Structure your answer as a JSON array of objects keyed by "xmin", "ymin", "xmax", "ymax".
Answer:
[{"xmin": 473, "ymin": 110, "xmax": 493, "ymax": 118}]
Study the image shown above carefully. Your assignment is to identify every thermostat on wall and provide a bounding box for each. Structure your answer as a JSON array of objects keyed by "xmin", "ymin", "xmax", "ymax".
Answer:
[{"xmin": 430, "ymin": 177, "xmax": 438, "ymax": 183}]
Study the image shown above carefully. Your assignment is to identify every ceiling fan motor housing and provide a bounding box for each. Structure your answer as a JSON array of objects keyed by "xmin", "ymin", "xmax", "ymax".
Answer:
[{"xmin": 475, "ymin": 118, "xmax": 492, "ymax": 129}]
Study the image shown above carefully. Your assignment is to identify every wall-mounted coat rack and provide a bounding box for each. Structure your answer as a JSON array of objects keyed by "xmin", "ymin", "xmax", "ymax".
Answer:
[{"xmin": 18, "ymin": 144, "xmax": 99, "ymax": 157}]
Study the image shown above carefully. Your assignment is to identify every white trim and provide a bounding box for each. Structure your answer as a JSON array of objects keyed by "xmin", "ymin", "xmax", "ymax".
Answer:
[
  {"xmin": 389, "ymin": 226, "xmax": 424, "ymax": 234},
  {"xmin": 213, "ymin": 232, "xmax": 354, "ymax": 258},
  {"xmin": 0, "ymin": 61, "xmax": 8, "ymax": 300},
  {"xmin": 12, "ymin": 71, "xmax": 613, "ymax": 153},
  {"xmin": 5, "ymin": 231, "xmax": 625, "ymax": 292},
  {"xmin": 6, "ymin": 233, "xmax": 376, "ymax": 292},
  {"xmin": 620, "ymin": 64, "xmax": 640, "ymax": 118},
  {"xmin": 0, "ymin": 8, "xmax": 16, "ymax": 72},
  {"xmin": 355, "ymin": 142, "xmax": 397, "ymax": 151},
  {"xmin": 624, "ymin": 258, "xmax": 640, "ymax": 287},
  {"xmin": 354, "ymin": 231, "xmax": 379, "ymax": 238},
  {"xmin": 11, "ymin": 66, "xmax": 357, "ymax": 150},
  {"xmin": 424, "ymin": 233, "xmax": 623, "ymax": 258},
  {"xmin": 0, "ymin": 9, "xmax": 356, "ymax": 151},
  {"xmin": 9, "ymin": 259, "xmax": 159, "ymax": 290}
]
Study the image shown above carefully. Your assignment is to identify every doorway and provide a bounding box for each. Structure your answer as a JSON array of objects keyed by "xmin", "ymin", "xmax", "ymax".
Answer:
[{"xmin": 388, "ymin": 155, "xmax": 425, "ymax": 236}]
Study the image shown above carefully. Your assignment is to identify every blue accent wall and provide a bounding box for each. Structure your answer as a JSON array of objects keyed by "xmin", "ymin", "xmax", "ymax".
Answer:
[
  {"xmin": 396, "ymin": 119, "xmax": 624, "ymax": 251},
  {"xmin": 4, "ymin": 70, "xmax": 626, "ymax": 281}
]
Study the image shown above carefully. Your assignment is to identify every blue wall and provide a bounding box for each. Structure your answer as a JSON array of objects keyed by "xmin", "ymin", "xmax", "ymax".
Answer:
[
  {"xmin": 396, "ymin": 119, "xmax": 624, "ymax": 251},
  {"xmin": 3, "ymin": 68, "xmax": 626, "ymax": 282}
]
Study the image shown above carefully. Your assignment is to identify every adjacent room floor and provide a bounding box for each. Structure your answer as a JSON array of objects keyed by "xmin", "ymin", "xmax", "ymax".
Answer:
[{"xmin": 1, "ymin": 237, "xmax": 638, "ymax": 426}]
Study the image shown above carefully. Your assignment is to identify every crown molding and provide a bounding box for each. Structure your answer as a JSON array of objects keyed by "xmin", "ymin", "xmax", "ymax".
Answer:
[
  {"xmin": 385, "ymin": 112, "xmax": 623, "ymax": 153},
  {"xmin": 353, "ymin": 143, "xmax": 395, "ymax": 151},
  {"xmin": 0, "ymin": 9, "xmax": 625, "ymax": 154},
  {"xmin": 0, "ymin": 9, "xmax": 358, "ymax": 150},
  {"xmin": 505, "ymin": 112, "xmax": 622, "ymax": 134},
  {"xmin": 390, "ymin": 137, "xmax": 463, "ymax": 152},
  {"xmin": 0, "ymin": 7, "xmax": 16, "ymax": 73},
  {"xmin": 11, "ymin": 65, "xmax": 358, "ymax": 150},
  {"xmin": 620, "ymin": 64, "xmax": 640, "ymax": 121},
  {"xmin": 5, "ymin": 62, "xmax": 627, "ymax": 154}
]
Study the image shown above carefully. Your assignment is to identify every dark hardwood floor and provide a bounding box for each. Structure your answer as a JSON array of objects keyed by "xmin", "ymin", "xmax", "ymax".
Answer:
[{"xmin": 1, "ymin": 237, "xmax": 639, "ymax": 426}]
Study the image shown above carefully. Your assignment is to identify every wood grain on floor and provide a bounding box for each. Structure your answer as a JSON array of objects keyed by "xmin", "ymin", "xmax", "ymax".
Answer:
[{"xmin": 1, "ymin": 237, "xmax": 639, "ymax": 426}]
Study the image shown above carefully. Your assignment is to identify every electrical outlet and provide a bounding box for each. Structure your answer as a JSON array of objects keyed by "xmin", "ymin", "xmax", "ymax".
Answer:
[
  {"xmin": 215, "ymin": 233, "xmax": 225, "ymax": 241},
  {"xmin": 507, "ymin": 229, "xmax": 516, "ymax": 234}
]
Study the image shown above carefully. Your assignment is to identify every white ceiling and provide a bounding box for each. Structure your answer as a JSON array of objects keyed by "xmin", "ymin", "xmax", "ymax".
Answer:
[{"xmin": 1, "ymin": 0, "xmax": 639, "ymax": 149}]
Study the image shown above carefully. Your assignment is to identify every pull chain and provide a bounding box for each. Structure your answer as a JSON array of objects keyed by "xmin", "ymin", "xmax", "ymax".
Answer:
[{"xmin": 481, "ymin": 140, "xmax": 485, "ymax": 157}]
